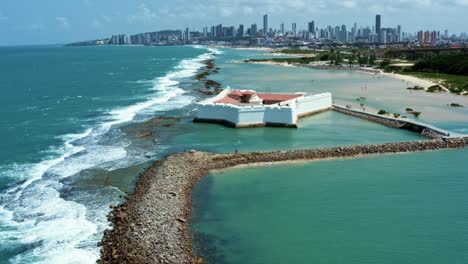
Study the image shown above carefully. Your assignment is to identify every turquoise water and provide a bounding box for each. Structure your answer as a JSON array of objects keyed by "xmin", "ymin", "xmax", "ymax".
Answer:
[
  {"xmin": 0, "ymin": 45, "xmax": 213, "ymax": 263},
  {"xmin": 0, "ymin": 45, "xmax": 465, "ymax": 263},
  {"xmin": 212, "ymin": 48, "xmax": 468, "ymax": 133},
  {"xmin": 170, "ymin": 111, "xmax": 423, "ymax": 153},
  {"xmin": 192, "ymin": 149, "xmax": 468, "ymax": 264}
]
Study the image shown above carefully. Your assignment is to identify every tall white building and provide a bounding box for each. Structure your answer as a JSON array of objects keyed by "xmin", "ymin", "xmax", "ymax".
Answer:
[{"xmin": 263, "ymin": 14, "xmax": 268, "ymax": 35}]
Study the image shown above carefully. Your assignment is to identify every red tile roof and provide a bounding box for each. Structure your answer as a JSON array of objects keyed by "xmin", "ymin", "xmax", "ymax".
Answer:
[
  {"xmin": 214, "ymin": 90, "xmax": 302, "ymax": 104},
  {"xmin": 215, "ymin": 97, "xmax": 240, "ymax": 104},
  {"xmin": 257, "ymin": 93, "xmax": 302, "ymax": 102},
  {"xmin": 229, "ymin": 91, "xmax": 243, "ymax": 97}
]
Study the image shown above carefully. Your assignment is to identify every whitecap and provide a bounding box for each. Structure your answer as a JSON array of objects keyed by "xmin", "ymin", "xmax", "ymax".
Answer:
[{"xmin": 0, "ymin": 45, "xmax": 220, "ymax": 264}]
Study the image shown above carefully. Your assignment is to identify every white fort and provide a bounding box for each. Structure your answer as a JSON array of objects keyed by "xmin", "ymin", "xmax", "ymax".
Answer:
[{"xmin": 194, "ymin": 88, "xmax": 332, "ymax": 128}]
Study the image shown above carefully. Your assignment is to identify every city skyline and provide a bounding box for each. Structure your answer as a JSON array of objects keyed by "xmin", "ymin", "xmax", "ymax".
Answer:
[
  {"xmin": 103, "ymin": 12, "xmax": 465, "ymax": 48},
  {"xmin": 1, "ymin": 0, "xmax": 468, "ymax": 45}
]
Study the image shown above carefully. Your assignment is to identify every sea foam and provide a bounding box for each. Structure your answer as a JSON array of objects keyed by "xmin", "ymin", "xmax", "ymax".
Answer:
[{"xmin": 0, "ymin": 46, "xmax": 220, "ymax": 264}]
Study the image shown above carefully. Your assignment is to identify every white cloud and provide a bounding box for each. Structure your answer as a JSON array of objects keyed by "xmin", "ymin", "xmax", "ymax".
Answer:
[
  {"xmin": 127, "ymin": 3, "xmax": 157, "ymax": 25},
  {"xmin": 56, "ymin": 16, "xmax": 70, "ymax": 29},
  {"xmin": 342, "ymin": 0, "xmax": 357, "ymax": 8}
]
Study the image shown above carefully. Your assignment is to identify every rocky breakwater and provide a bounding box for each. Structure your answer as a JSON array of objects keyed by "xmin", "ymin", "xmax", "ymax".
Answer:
[
  {"xmin": 194, "ymin": 59, "xmax": 222, "ymax": 96},
  {"xmin": 333, "ymin": 105, "xmax": 452, "ymax": 138},
  {"xmin": 100, "ymin": 138, "xmax": 467, "ymax": 264}
]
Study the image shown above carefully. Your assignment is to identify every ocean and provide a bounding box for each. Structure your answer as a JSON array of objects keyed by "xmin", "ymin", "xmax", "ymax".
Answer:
[
  {"xmin": 0, "ymin": 45, "xmax": 217, "ymax": 263},
  {"xmin": 0, "ymin": 45, "xmax": 466, "ymax": 263}
]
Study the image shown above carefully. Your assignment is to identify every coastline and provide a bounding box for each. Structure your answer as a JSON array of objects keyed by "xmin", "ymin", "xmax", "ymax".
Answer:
[
  {"xmin": 99, "ymin": 138, "xmax": 467, "ymax": 263},
  {"xmin": 210, "ymin": 45, "xmax": 274, "ymax": 51},
  {"xmin": 245, "ymin": 60, "xmax": 451, "ymax": 92}
]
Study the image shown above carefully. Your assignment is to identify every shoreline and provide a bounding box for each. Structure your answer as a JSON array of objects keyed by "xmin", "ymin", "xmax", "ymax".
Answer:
[
  {"xmin": 245, "ymin": 60, "xmax": 452, "ymax": 92},
  {"xmin": 99, "ymin": 138, "xmax": 467, "ymax": 263},
  {"xmin": 210, "ymin": 45, "xmax": 274, "ymax": 51}
]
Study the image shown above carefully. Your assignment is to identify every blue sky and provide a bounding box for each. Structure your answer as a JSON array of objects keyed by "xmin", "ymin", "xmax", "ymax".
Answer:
[{"xmin": 0, "ymin": 0, "xmax": 467, "ymax": 45}]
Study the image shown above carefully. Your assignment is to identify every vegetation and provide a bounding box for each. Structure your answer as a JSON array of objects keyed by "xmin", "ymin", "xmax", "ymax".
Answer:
[
  {"xmin": 250, "ymin": 49, "xmax": 377, "ymax": 67},
  {"xmin": 412, "ymin": 53, "xmax": 468, "ymax": 76},
  {"xmin": 380, "ymin": 59, "xmax": 391, "ymax": 68},
  {"xmin": 405, "ymin": 108, "xmax": 422, "ymax": 117},
  {"xmin": 274, "ymin": 48, "xmax": 317, "ymax": 55},
  {"xmin": 377, "ymin": 109, "xmax": 403, "ymax": 118},
  {"xmin": 449, "ymin": 103, "xmax": 464, "ymax": 107},
  {"xmin": 381, "ymin": 52, "xmax": 468, "ymax": 94},
  {"xmin": 402, "ymin": 72, "xmax": 468, "ymax": 95},
  {"xmin": 247, "ymin": 57, "xmax": 316, "ymax": 64},
  {"xmin": 426, "ymin": 85, "xmax": 446, "ymax": 93}
]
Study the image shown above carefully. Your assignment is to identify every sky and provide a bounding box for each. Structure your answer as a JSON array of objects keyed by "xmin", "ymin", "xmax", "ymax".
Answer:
[{"xmin": 0, "ymin": 0, "xmax": 467, "ymax": 45}]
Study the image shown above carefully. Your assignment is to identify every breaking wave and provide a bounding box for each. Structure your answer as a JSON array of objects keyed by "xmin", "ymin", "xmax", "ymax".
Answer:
[{"xmin": 0, "ymin": 46, "xmax": 221, "ymax": 263}]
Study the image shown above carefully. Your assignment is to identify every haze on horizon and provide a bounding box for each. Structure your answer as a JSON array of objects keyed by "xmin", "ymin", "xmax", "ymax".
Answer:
[{"xmin": 1, "ymin": 0, "xmax": 467, "ymax": 46}]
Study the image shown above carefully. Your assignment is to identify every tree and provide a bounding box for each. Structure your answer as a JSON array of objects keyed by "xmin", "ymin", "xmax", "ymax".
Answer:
[
  {"xmin": 358, "ymin": 55, "xmax": 369, "ymax": 66},
  {"xmin": 380, "ymin": 58, "xmax": 391, "ymax": 68},
  {"xmin": 335, "ymin": 51, "xmax": 343, "ymax": 65},
  {"xmin": 369, "ymin": 54, "xmax": 377, "ymax": 65},
  {"xmin": 348, "ymin": 53, "xmax": 356, "ymax": 66}
]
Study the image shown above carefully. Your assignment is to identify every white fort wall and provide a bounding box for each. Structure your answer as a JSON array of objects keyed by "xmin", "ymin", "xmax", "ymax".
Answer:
[
  {"xmin": 195, "ymin": 92, "xmax": 332, "ymax": 127},
  {"xmin": 295, "ymin": 93, "xmax": 333, "ymax": 116},
  {"xmin": 264, "ymin": 106, "xmax": 295, "ymax": 124}
]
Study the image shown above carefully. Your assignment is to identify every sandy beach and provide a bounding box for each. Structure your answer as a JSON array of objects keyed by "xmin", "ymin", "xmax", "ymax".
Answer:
[
  {"xmin": 211, "ymin": 45, "xmax": 274, "ymax": 51},
  {"xmin": 378, "ymin": 71, "xmax": 450, "ymax": 92},
  {"xmin": 245, "ymin": 60, "xmax": 451, "ymax": 92}
]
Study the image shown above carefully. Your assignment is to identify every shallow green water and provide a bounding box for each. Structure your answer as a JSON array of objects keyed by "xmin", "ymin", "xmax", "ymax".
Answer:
[
  {"xmin": 171, "ymin": 111, "xmax": 424, "ymax": 153},
  {"xmin": 192, "ymin": 149, "xmax": 468, "ymax": 264},
  {"xmin": 212, "ymin": 48, "xmax": 468, "ymax": 133}
]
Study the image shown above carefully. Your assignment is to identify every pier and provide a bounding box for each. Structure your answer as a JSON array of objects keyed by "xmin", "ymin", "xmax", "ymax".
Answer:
[{"xmin": 332, "ymin": 104, "xmax": 466, "ymax": 139}]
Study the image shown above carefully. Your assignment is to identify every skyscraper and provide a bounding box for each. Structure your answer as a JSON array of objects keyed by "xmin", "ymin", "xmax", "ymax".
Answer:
[
  {"xmin": 375, "ymin": 14, "xmax": 381, "ymax": 42},
  {"xmin": 215, "ymin": 24, "xmax": 223, "ymax": 38},
  {"xmin": 351, "ymin": 22, "xmax": 357, "ymax": 42},
  {"xmin": 263, "ymin": 14, "xmax": 268, "ymax": 35},
  {"xmin": 280, "ymin": 23, "xmax": 285, "ymax": 35},
  {"xmin": 397, "ymin": 25, "xmax": 401, "ymax": 42},
  {"xmin": 418, "ymin": 31, "xmax": 424, "ymax": 45},
  {"xmin": 340, "ymin": 25, "xmax": 347, "ymax": 42},
  {"xmin": 185, "ymin": 28, "xmax": 190, "ymax": 41},
  {"xmin": 238, "ymin": 24, "xmax": 244, "ymax": 37},
  {"xmin": 292, "ymin": 23, "xmax": 297, "ymax": 36},
  {"xmin": 308, "ymin": 21, "xmax": 315, "ymax": 34},
  {"xmin": 251, "ymin": 24, "xmax": 258, "ymax": 36}
]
